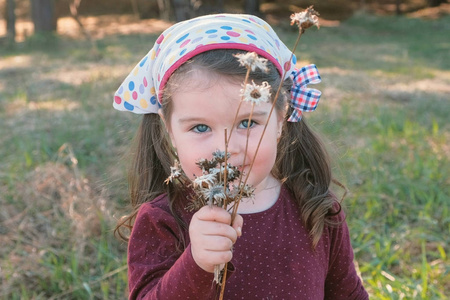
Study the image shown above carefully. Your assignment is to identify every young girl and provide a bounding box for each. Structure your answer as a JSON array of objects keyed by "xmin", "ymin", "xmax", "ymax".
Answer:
[{"xmin": 114, "ymin": 13, "xmax": 368, "ymax": 300}]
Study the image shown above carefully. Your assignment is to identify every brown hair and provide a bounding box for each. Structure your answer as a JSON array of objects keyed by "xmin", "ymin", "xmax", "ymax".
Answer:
[{"xmin": 115, "ymin": 49, "xmax": 342, "ymax": 248}]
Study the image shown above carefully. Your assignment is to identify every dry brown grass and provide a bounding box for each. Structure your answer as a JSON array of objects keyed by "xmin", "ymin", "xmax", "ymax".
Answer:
[{"xmin": 0, "ymin": 144, "xmax": 118, "ymax": 297}]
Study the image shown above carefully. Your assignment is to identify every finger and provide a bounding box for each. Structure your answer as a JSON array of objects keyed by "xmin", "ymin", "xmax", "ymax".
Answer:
[
  {"xmin": 202, "ymin": 235, "xmax": 234, "ymax": 251},
  {"xmin": 192, "ymin": 221, "xmax": 238, "ymax": 244},
  {"xmin": 202, "ymin": 250, "xmax": 233, "ymax": 266},
  {"xmin": 196, "ymin": 205, "xmax": 232, "ymax": 225},
  {"xmin": 191, "ymin": 249, "xmax": 233, "ymax": 273},
  {"xmin": 231, "ymin": 214, "xmax": 243, "ymax": 237}
]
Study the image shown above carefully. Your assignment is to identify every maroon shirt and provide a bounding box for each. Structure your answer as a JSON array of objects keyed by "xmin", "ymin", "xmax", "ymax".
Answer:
[{"xmin": 128, "ymin": 186, "xmax": 369, "ymax": 299}]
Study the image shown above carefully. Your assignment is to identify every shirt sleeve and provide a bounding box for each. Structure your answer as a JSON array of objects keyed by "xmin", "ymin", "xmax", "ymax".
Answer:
[
  {"xmin": 127, "ymin": 202, "xmax": 217, "ymax": 300},
  {"xmin": 324, "ymin": 211, "xmax": 369, "ymax": 300}
]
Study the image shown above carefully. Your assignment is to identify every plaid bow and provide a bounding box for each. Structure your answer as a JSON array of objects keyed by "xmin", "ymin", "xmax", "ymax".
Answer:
[{"xmin": 288, "ymin": 64, "xmax": 322, "ymax": 122}]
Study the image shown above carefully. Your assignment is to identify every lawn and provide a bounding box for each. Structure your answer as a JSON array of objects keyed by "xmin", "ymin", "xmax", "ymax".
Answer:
[{"xmin": 0, "ymin": 12, "xmax": 449, "ymax": 299}]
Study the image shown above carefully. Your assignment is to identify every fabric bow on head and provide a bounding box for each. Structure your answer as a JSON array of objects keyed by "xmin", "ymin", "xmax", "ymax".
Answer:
[{"xmin": 288, "ymin": 64, "xmax": 322, "ymax": 122}]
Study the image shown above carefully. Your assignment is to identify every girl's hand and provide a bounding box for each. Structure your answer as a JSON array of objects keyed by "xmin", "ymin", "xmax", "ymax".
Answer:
[{"xmin": 189, "ymin": 205, "xmax": 243, "ymax": 273}]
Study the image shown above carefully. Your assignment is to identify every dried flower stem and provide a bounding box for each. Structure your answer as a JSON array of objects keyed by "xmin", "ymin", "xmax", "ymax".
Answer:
[
  {"xmin": 223, "ymin": 128, "xmax": 228, "ymax": 202},
  {"xmin": 242, "ymin": 103, "xmax": 255, "ymax": 179},
  {"xmin": 227, "ymin": 69, "xmax": 250, "ymax": 144},
  {"xmin": 222, "ymin": 7, "xmax": 316, "ymax": 296},
  {"xmin": 219, "ymin": 265, "xmax": 228, "ymax": 300},
  {"xmin": 230, "ymin": 102, "xmax": 255, "ymax": 219},
  {"xmin": 231, "ymin": 27, "xmax": 304, "ymax": 222},
  {"xmin": 219, "ymin": 128, "xmax": 229, "ymax": 300}
]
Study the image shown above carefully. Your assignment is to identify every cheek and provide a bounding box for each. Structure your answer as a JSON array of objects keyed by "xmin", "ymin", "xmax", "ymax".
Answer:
[
  {"xmin": 260, "ymin": 131, "xmax": 279, "ymax": 164},
  {"xmin": 250, "ymin": 135, "xmax": 278, "ymax": 165},
  {"xmin": 178, "ymin": 157, "xmax": 195, "ymax": 178},
  {"xmin": 166, "ymin": 126, "xmax": 178, "ymax": 149},
  {"xmin": 177, "ymin": 148, "xmax": 204, "ymax": 178}
]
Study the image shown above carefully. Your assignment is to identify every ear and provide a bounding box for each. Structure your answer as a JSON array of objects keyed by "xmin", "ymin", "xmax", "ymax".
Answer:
[{"xmin": 158, "ymin": 109, "xmax": 177, "ymax": 149}]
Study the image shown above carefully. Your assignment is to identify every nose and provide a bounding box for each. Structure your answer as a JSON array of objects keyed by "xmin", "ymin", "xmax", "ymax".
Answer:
[{"xmin": 225, "ymin": 134, "xmax": 244, "ymax": 165}]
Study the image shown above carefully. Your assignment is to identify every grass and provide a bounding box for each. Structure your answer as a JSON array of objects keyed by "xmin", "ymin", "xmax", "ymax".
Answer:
[{"xmin": 1, "ymin": 13, "xmax": 449, "ymax": 299}]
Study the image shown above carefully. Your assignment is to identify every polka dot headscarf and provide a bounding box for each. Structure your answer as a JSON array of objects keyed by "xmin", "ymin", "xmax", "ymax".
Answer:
[{"xmin": 113, "ymin": 13, "xmax": 299, "ymax": 114}]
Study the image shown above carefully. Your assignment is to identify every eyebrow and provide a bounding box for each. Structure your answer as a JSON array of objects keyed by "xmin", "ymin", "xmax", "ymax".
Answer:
[
  {"xmin": 177, "ymin": 117, "xmax": 208, "ymax": 124},
  {"xmin": 237, "ymin": 110, "xmax": 269, "ymax": 119},
  {"xmin": 178, "ymin": 110, "xmax": 269, "ymax": 124}
]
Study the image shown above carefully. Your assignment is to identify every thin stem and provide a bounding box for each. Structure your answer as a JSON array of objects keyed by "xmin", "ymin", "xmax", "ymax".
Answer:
[
  {"xmin": 227, "ymin": 68, "xmax": 250, "ymax": 144},
  {"xmin": 218, "ymin": 129, "xmax": 228, "ymax": 300},
  {"xmin": 223, "ymin": 128, "xmax": 228, "ymax": 207},
  {"xmin": 239, "ymin": 103, "xmax": 255, "ymax": 186},
  {"xmin": 231, "ymin": 102, "xmax": 255, "ymax": 220},
  {"xmin": 223, "ymin": 29, "xmax": 304, "ymax": 295},
  {"xmin": 231, "ymin": 30, "xmax": 303, "ymax": 221},
  {"xmin": 219, "ymin": 265, "xmax": 228, "ymax": 300}
]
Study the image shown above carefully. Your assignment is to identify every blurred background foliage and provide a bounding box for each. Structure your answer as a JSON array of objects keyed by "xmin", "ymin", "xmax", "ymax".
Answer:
[
  {"xmin": 1, "ymin": 0, "xmax": 449, "ymax": 39},
  {"xmin": 0, "ymin": 0, "xmax": 449, "ymax": 299}
]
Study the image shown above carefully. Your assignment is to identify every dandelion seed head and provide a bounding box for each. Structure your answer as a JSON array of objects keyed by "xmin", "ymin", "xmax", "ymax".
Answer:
[
  {"xmin": 193, "ymin": 173, "xmax": 217, "ymax": 189},
  {"xmin": 290, "ymin": 6, "xmax": 320, "ymax": 31},
  {"xmin": 240, "ymin": 81, "xmax": 271, "ymax": 105},
  {"xmin": 225, "ymin": 164, "xmax": 240, "ymax": 181},
  {"xmin": 164, "ymin": 160, "xmax": 183, "ymax": 184},
  {"xmin": 231, "ymin": 183, "xmax": 255, "ymax": 199},
  {"xmin": 196, "ymin": 158, "xmax": 217, "ymax": 171},
  {"xmin": 196, "ymin": 158, "xmax": 207, "ymax": 168},
  {"xmin": 202, "ymin": 184, "xmax": 227, "ymax": 206},
  {"xmin": 234, "ymin": 52, "xmax": 269, "ymax": 73},
  {"xmin": 212, "ymin": 150, "xmax": 229, "ymax": 164}
]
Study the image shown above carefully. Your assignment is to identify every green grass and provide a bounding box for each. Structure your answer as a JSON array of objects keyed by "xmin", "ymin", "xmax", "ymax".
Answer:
[{"xmin": 1, "ymin": 13, "xmax": 449, "ymax": 299}]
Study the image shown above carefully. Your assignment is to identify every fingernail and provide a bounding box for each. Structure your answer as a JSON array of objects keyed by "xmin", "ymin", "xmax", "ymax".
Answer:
[{"xmin": 237, "ymin": 226, "xmax": 242, "ymax": 237}]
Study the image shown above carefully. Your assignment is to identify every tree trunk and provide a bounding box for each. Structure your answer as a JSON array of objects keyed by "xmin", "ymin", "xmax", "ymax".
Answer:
[
  {"xmin": 396, "ymin": 0, "xmax": 402, "ymax": 15},
  {"xmin": 130, "ymin": 0, "xmax": 139, "ymax": 17},
  {"xmin": 6, "ymin": 0, "xmax": 16, "ymax": 40},
  {"xmin": 244, "ymin": 0, "xmax": 260, "ymax": 15},
  {"xmin": 216, "ymin": 0, "xmax": 224, "ymax": 12},
  {"xmin": 171, "ymin": 0, "xmax": 192, "ymax": 21},
  {"xmin": 69, "ymin": 0, "xmax": 91, "ymax": 40},
  {"xmin": 428, "ymin": 0, "xmax": 445, "ymax": 7},
  {"xmin": 157, "ymin": 0, "xmax": 171, "ymax": 20},
  {"xmin": 30, "ymin": 0, "xmax": 57, "ymax": 33},
  {"xmin": 359, "ymin": 0, "xmax": 366, "ymax": 12}
]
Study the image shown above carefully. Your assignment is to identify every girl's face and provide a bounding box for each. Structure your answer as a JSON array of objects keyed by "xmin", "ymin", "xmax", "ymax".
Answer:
[{"xmin": 163, "ymin": 70, "xmax": 284, "ymax": 194}]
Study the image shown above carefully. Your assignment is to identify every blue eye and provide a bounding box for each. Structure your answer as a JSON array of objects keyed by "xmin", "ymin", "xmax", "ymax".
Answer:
[
  {"xmin": 192, "ymin": 124, "xmax": 210, "ymax": 133},
  {"xmin": 239, "ymin": 119, "xmax": 256, "ymax": 129}
]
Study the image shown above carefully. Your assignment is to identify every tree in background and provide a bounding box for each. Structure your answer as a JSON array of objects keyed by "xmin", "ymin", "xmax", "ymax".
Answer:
[
  {"xmin": 6, "ymin": 0, "xmax": 16, "ymax": 41},
  {"xmin": 156, "ymin": 0, "xmax": 171, "ymax": 20},
  {"xmin": 30, "ymin": 0, "xmax": 57, "ymax": 33},
  {"xmin": 244, "ymin": 0, "xmax": 260, "ymax": 15},
  {"xmin": 3, "ymin": 0, "xmax": 447, "ymax": 39},
  {"xmin": 171, "ymin": 0, "xmax": 193, "ymax": 21},
  {"xmin": 428, "ymin": 0, "xmax": 447, "ymax": 7},
  {"xmin": 168, "ymin": 0, "xmax": 259, "ymax": 21},
  {"xmin": 69, "ymin": 0, "xmax": 90, "ymax": 40}
]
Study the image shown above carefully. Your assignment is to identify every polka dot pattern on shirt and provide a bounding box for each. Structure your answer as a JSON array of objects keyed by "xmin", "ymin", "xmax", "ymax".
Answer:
[{"xmin": 127, "ymin": 187, "xmax": 369, "ymax": 299}]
